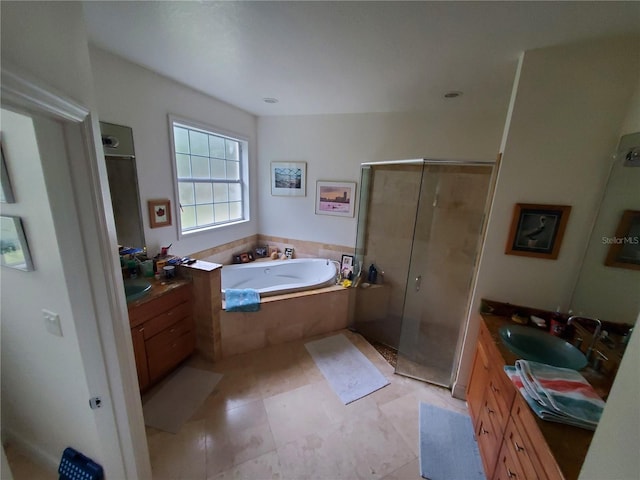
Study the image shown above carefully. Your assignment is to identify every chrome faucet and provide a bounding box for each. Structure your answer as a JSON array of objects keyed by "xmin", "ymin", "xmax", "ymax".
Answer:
[
  {"xmin": 327, "ymin": 259, "xmax": 342, "ymax": 282},
  {"xmin": 567, "ymin": 316, "xmax": 602, "ymax": 362}
]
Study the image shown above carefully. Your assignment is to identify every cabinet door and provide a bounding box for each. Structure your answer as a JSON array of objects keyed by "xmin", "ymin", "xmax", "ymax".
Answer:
[
  {"xmin": 476, "ymin": 405, "xmax": 502, "ymax": 479},
  {"xmin": 467, "ymin": 335, "xmax": 490, "ymax": 427},
  {"xmin": 131, "ymin": 326, "xmax": 150, "ymax": 390}
]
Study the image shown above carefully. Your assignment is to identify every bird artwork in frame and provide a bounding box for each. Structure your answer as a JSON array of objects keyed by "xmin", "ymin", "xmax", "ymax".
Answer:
[{"xmin": 505, "ymin": 203, "xmax": 571, "ymax": 260}]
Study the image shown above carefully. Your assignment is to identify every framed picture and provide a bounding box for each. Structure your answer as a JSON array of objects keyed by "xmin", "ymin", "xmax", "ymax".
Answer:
[
  {"xmin": 315, "ymin": 181, "xmax": 357, "ymax": 217},
  {"xmin": 505, "ymin": 203, "xmax": 571, "ymax": 259},
  {"xmin": 284, "ymin": 247, "xmax": 294, "ymax": 259},
  {"xmin": 148, "ymin": 199, "xmax": 172, "ymax": 228},
  {"xmin": 605, "ymin": 210, "xmax": 640, "ymax": 270},
  {"xmin": 1, "ymin": 137, "xmax": 16, "ymax": 203},
  {"xmin": 341, "ymin": 254, "xmax": 355, "ymax": 279},
  {"xmin": 1, "ymin": 215, "xmax": 34, "ymax": 271},
  {"xmin": 271, "ymin": 161, "xmax": 306, "ymax": 196},
  {"xmin": 254, "ymin": 245, "xmax": 268, "ymax": 258}
]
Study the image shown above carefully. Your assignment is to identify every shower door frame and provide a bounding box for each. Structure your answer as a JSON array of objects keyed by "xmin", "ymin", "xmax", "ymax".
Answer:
[{"xmin": 355, "ymin": 158, "xmax": 498, "ymax": 388}]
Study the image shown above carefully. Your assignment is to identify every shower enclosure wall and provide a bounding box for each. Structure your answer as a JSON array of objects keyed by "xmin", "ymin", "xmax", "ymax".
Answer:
[{"xmin": 353, "ymin": 159, "xmax": 494, "ymax": 387}]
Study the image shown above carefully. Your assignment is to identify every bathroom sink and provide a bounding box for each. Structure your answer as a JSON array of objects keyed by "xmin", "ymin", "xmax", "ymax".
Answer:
[
  {"xmin": 124, "ymin": 280, "xmax": 152, "ymax": 302},
  {"xmin": 499, "ymin": 325, "xmax": 587, "ymax": 370}
]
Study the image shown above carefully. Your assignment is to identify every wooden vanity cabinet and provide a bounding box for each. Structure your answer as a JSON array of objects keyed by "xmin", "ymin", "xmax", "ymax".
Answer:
[
  {"xmin": 468, "ymin": 318, "xmax": 565, "ymax": 480},
  {"xmin": 128, "ymin": 283, "xmax": 195, "ymax": 391}
]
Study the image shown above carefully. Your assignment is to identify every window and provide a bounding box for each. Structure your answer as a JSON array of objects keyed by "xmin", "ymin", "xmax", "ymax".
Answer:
[{"xmin": 170, "ymin": 118, "xmax": 247, "ymax": 234}]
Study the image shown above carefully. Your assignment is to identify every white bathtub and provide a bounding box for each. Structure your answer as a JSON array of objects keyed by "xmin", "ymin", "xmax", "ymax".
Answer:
[{"xmin": 221, "ymin": 258, "xmax": 337, "ymax": 298}]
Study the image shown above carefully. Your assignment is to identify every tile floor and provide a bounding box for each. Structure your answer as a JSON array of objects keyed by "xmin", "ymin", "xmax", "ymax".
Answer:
[{"xmin": 6, "ymin": 329, "xmax": 470, "ymax": 480}]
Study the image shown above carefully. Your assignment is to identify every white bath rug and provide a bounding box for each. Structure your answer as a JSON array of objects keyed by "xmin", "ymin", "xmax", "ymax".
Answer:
[
  {"xmin": 305, "ymin": 334, "xmax": 389, "ymax": 404},
  {"xmin": 142, "ymin": 366, "xmax": 222, "ymax": 434}
]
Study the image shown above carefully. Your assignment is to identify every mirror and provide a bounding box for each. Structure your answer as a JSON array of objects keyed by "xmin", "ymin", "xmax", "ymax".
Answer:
[
  {"xmin": 100, "ymin": 122, "xmax": 146, "ymax": 249},
  {"xmin": 570, "ymin": 132, "xmax": 640, "ymax": 325}
]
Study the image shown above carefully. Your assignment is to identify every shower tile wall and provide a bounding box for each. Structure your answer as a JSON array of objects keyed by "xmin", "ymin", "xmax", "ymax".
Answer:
[{"xmin": 355, "ymin": 165, "xmax": 423, "ymax": 347}]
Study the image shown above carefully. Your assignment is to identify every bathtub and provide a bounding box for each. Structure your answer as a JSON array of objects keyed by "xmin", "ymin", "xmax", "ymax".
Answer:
[{"xmin": 221, "ymin": 258, "xmax": 337, "ymax": 298}]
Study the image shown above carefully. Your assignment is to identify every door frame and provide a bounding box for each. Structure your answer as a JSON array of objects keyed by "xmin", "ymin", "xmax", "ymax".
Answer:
[{"xmin": 1, "ymin": 63, "xmax": 151, "ymax": 478}]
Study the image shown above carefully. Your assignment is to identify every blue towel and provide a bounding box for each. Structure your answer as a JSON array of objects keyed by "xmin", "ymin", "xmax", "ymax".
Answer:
[{"xmin": 225, "ymin": 289, "xmax": 260, "ymax": 312}]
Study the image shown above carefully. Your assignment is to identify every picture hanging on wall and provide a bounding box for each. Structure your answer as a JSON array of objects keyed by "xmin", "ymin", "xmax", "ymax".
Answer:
[
  {"xmin": 148, "ymin": 198, "xmax": 172, "ymax": 228},
  {"xmin": 505, "ymin": 203, "xmax": 571, "ymax": 259},
  {"xmin": 605, "ymin": 210, "xmax": 640, "ymax": 270},
  {"xmin": 1, "ymin": 136, "xmax": 16, "ymax": 203},
  {"xmin": 315, "ymin": 181, "xmax": 356, "ymax": 217},
  {"xmin": 271, "ymin": 161, "xmax": 306, "ymax": 196},
  {"xmin": 0, "ymin": 215, "xmax": 34, "ymax": 271}
]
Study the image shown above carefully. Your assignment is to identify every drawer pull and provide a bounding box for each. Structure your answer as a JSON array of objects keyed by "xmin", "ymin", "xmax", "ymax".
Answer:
[
  {"xmin": 507, "ymin": 468, "xmax": 516, "ymax": 478},
  {"xmin": 514, "ymin": 441, "xmax": 524, "ymax": 452},
  {"xmin": 170, "ymin": 328, "xmax": 176, "ymax": 333},
  {"xmin": 490, "ymin": 384, "xmax": 499, "ymax": 393},
  {"xmin": 486, "ymin": 407, "xmax": 495, "ymax": 414},
  {"xmin": 480, "ymin": 427, "xmax": 489, "ymax": 435}
]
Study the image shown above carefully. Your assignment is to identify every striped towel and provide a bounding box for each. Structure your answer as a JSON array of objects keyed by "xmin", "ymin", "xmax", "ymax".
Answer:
[
  {"xmin": 224, "ymin": 289, "xmax": 260, "ymax": 312},
  {"xmin": 504, "ymin": 360, "xmax": 605, "ymax": 430}
]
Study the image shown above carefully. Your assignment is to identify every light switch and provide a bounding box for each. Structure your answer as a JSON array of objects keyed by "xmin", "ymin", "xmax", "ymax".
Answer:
[{"xmin": 43, "ymin": 309, "xmax": 63, "ymax": 337}]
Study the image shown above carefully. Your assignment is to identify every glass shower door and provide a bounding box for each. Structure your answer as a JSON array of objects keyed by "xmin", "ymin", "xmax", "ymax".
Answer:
[{"xmin": 395, "ymin": 164, "xmax": 492, "ymax": 387}]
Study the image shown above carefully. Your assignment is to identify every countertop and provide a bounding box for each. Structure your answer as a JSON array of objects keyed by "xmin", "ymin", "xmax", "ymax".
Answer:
[
  {"xmin": 126, "ymin": 277, "xmax": 191, "ymax": 310},
  {"xmin": 481, "ymin": 313, "xmax": 615, "ymax": 480}
]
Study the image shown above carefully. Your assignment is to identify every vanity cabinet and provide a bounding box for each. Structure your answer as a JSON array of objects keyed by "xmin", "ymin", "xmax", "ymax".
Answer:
[
  {"xmin": 128, "ymin": 283, "xmax": 195, "ymax": 391},
  {"xmin": 468, "ymin": 318, "xmax": 564, "ymax": 480}
]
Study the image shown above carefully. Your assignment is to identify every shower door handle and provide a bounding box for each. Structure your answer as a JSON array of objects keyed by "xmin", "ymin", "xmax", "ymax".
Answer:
[{"xmin": 415, "ymin": 275, "xmax": 422, "ymax": 292}]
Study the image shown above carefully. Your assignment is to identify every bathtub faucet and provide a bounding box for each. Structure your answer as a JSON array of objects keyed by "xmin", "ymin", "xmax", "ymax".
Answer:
[{"xmin": 328, "ymin": 259, "xmax": 342, "ymax": 282}]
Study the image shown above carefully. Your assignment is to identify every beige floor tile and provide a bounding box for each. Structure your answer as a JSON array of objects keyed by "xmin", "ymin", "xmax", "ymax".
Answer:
[
  {"xmin": 209, "ymin": 450, "xmax": 282, "ymax": 480},
  {"xmin": 382, "ymin": 458, "xmax": 422, "ymax": 480},
  {"xmin": 147, "ymin": 419, "xmax": 207, "ymax": 480}
]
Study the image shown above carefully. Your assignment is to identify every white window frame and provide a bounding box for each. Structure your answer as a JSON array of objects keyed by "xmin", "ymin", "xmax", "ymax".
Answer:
[{"xmin": 168, "ymin": 115, "xmax": 250, "ymax": 237}]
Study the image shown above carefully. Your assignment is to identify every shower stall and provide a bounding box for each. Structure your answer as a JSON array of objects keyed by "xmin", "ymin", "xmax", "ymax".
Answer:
[{"xmin": 353, "ymin": 159, "xmax": 494, "ymax": 387}]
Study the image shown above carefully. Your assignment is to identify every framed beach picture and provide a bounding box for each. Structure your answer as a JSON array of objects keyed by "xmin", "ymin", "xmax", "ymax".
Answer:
[
  {"xmin": 315, "ymin": 181, "xmax": 356, "ymax": 217},
  {"xmin": 148, "ymin": 198, "xmax": 172, "ymax": 228},
  {"xmin": 505, "ymin": 203, "xmax": 571, "ymax": 259},
  {"xmin": 0, "ymin": 215, "xmax": 34, "ymax": 271},
  {"xmin": 605, "ymin": 210, "xmax": 640, "ymax": 270},
  {"xmin": 271, "ymin": 161, "xmax": 306, "ymax": 196}
]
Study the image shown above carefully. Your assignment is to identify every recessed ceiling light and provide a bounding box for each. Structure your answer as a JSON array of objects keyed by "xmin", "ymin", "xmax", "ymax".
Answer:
[
  {"xmin": 444, "ymin": 91, "xmax": 463, "ymax": 99},
  {"xmin": 263, "ymin": 97, "xmax": 279, "ymax": 104}
]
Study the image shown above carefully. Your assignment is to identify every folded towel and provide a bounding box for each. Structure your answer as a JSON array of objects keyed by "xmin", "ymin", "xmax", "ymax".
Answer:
[
  {"xmin": 225, "ymin": 289, "xmax": 260, "ymax": 312},
  {"xmin": 504, "ymin": 360, "xmax": 605, "ymax": 430}
]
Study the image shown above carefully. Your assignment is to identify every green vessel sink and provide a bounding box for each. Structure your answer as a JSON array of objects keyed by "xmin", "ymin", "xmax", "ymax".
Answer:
[
  {"xmin": 499, "ymin": 324, "xmax": 587, "ymax": 370},
  {"xmin": 124, "ymin": 280, "xmax": 152, "ymax": 302}
]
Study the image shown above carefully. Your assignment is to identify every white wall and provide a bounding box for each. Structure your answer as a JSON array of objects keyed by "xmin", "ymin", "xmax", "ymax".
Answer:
[
  {"xmin": 257, "ymin": 103, "xmax": 506, "ymax": 247},
  {"xmin": 88, "ymin": 47, "xmax": 259, "ymax": 258}
]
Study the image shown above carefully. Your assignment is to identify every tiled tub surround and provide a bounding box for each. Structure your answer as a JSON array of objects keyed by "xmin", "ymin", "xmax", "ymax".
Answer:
[{"xmin": 190, "ymin": 234, "xmax": 353, "ymax": 266}]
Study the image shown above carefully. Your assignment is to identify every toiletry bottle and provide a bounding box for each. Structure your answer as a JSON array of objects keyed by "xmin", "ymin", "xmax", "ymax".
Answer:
[
  {"xmin": 368, "ymin": 264, "xmax": 378, "ymax": 284},
  {"xmin": 549, "ymin": 307, "xmax": 565, "ymax": 337}
]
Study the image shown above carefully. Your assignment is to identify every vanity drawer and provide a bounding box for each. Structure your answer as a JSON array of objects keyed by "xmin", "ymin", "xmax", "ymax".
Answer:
[
  {"xmin": 484, "ymin": 376, "xmax": 508, "ymax": 436},
  {"xmin": 476, "ymin": 403, "xmax": 502, "ymax": 479},
  {"xmin": 147, "ymin": 332, "xmax": 196, "ymax": 382},
  {"xmin": 503, "ymin": 416, "xmax": 542, "ymax": 480},
  {"xmin": 142, "ymin": 302, "xmax": 191, "ymax": 339},
  {"xmin": 129, "ymin": 284, "xmax": 191, "ymax": 327},
  {"xmin": 494, "ymin": 438, "xmax": 526, "ymax": 480},
  {"xmin": 145, "ymin": 316, "xmax": 195, "ymax": 357}
]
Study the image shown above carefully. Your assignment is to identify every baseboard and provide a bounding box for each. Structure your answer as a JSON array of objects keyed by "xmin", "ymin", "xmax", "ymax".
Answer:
[{"xmin": 2, "ymin": 428, "xmax": 59, "ymax": 473}]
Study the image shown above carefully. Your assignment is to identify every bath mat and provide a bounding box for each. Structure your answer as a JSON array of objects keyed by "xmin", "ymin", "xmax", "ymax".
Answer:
[
  {"xmin": 304, "ymin": 334, "xmax": 389, "ymax": 404},
  {"xmin": 419, "ymin": 403, "xmax": 485, "ymax": 480},
  {"xmin": 142, "ymin": 366, "xmax": 222, "ymax": 434}
]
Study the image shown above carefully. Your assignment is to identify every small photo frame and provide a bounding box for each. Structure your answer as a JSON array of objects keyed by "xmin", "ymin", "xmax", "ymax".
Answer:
[
  {"xmin": 284, "ymin": 247, "xmax": 294, "ymax": 259},
  {"xmin": 254, "ymin": 245, "xmax": 268, "ymax": 258},
  {"xmin": 605, "ymin": 210, "xmax": 640, "ymax": 270},
  {"xmin": 271, "ymin": 161, "xmax": 306, "ymax": 196},
  {"xmin": 341, "ymin": 254, "xmax": 355, "ymax": 279},
  {"xmin": 148, "ymin": 199, "xmax": 172, "ymax": 228},
  {"xmin": 1, "ymin": 136, "xmax": 16, "ymax": 203},
  {"xmin": 315, "ymin": 181, "xmax": 356, "ymax": 217},
  {"xmin": 505, "ymin": 203, "xmax": 571, "ymax": 259},
  {"xmin": 1, "ymin": 215, "xmax": 34, "ymax": 271}
]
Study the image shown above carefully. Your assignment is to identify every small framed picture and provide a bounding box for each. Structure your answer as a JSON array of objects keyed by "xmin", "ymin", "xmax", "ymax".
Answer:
[
  {"xmin": 341, "ymin": 254, "xmax": 355, "ymax": 279},
  {"xmin": 284, "ymin": 247, "xmax": 294, "ymax": 259},
  {"xmin": 315, "ymin": 181, "xmax": 357, "ymax": 217},
  {"xmin": 254, "ymin": 245, "xmax": 268, "ymax": 258},
  {"xmin": 271, "ymin": 161, "xmax": 306, "ymax": 196},
  {"xmin": 505, "ymin": 203, "xmax": 571, "ymax": 259},
  {"xmin": 1, "ymin": 215, "xmax": 34, "ymax": 271},
  {"xmin": 148, "ymin": 199, "xmax": 172, "ymax": 228},
  {"xmin": 605, "ymin": 210, "xmax": 640, "ymax": 270}
]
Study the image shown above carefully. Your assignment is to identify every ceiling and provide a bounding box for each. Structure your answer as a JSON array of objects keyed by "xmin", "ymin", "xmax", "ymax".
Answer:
[{"xmin": 83, "ymin": 1, "xmax": 640, "ymax": 117}]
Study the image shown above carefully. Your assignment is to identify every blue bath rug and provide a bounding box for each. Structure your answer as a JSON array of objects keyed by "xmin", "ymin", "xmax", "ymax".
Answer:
[
  {"xmin": 304, "ymin": 334, "xmax": 389, "ymax": 404},
  {"xmin": 419, "ymin": 402, "xmax": 485, "ymax": 480},
  {"xmin": 225, "ymin": 288, "xmax": 260, "ymax": 312}
]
